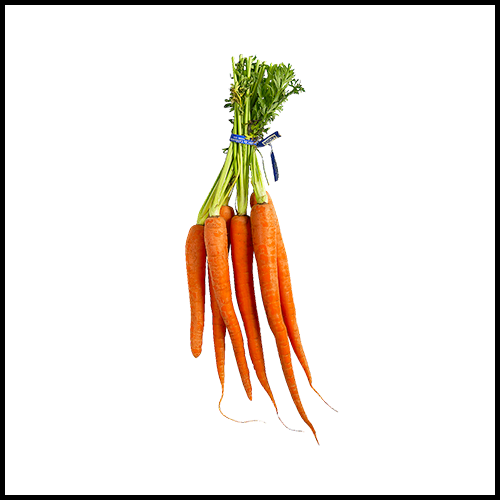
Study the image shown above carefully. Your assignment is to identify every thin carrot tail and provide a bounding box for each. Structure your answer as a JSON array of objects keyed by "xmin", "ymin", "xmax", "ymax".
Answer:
[
  {"xmin": 217, "ymin": 391, "xmax": 265, "ymax": 424},
  {"xmin": 310, "ymin": 383, "xmax": 338, "ymax": 412},
  {"xmin": 263, "ymin": 388, "xmax": 304, "ymax": 433},
  {"xmin": 309, "ymin": 424, "xmax": 319, "ymax": 444}
]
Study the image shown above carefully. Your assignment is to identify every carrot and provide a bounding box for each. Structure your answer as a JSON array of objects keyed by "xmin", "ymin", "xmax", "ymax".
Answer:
[
  {"xmin": 205, "ymin": 215, "xmax": 252, "ymax": 400},
  {"xmin": 186, "ymin": 224, "xmax": 206, "ymax": 358},
  {"xmin": 210, "ymin": 206, "xmax": 231, "ymax": 416},
  {"xmin": 251, "ymin": 192, "xmax": 337, "ymax": 412},
  {"xmin": 230, "ymin": 215, "xmax": 299, "ymax": 431},
  {"xmin": 208, "ymin": 205, "xmax": 266, "ymax": 424},
  {"xmin": 251, "ymin": 202, "xmax": 319, "ymax": 444}
]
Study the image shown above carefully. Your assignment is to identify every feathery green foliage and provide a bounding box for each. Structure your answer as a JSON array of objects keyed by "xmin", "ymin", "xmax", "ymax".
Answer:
[{"xmin": 197, "ymin": 55, "xmax": 304, "ymax": 224}]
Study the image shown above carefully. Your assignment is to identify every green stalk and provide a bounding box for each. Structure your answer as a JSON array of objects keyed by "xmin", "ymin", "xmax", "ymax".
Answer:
[
  {"xmin": 250, "ymin": 150, "xmax": 268, "ymax": 204},
  {"xmin": 208, "ymin": 141, "xmax": 235, "ymax": 217},
  {"xmin": 197, "ymin": 143, "xmax": 235, "ymax": 224},
  {"xmin": 236, "ymin": 56, "xmax": 253, "ymax": 216},
  {"xmin": 250, "ymin": 63, "xmax": 266, "ymax": 108},
  {"xmin": 195, "ymin": 55, "xmax": 303, "ymax": 223}
]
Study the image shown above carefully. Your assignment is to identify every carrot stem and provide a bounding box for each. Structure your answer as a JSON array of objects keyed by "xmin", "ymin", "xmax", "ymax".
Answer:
[{"xmin": 197, "ymin": 144, "xmax": 235, "ymax": 224}]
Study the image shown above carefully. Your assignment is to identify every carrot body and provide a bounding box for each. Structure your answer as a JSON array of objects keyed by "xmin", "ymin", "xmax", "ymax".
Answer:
[
  {"xmin": 186, "ymin": 224, "xmax": 206, "ymax": 358},
  {"xmin": 250, "ymin": 203, "xmax": 318, "ymax": 443},
  {"xmin": 229, "ymin": 216, "xmax": 262, "ymax": 362},
  {"xmin": 250, "ymin": 192, "xmax": 312, "ymax": 382},
  {"xmin": 230, "ymin": 215, "xmax": 278, "ymax": 409},
  {"xmin": 208, "ymin": 205, "xmax": 234, "ymax": 394},
  {"xmin": 211, "ymin": 207, "xmax": 258, "ymax": 423},
  {"xmin": 205, "ymin": 216, "xmax": 252, "ymax": 400}
]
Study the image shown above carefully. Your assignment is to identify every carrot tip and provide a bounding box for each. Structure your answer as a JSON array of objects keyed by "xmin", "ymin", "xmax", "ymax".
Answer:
[
  {"xmin": 304, "ymin": 422, "xmax": 319, "ymax": 444},
  {"xmin": 308, "ymin": 426, "xmax": 320, "ymax": 445}
]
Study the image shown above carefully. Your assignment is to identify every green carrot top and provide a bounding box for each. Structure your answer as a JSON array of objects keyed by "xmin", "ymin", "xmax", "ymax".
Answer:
[{"xmin": 197, "ymin": 55, "xmax": 304, "ymax": 225}]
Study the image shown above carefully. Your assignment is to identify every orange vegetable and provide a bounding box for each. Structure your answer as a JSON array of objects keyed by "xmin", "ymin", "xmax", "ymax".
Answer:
[
  {"xmin": 208, "ymin": 205, "xmax": 266, "ymax": 424},
  {"xmin": 185, "ymin": 224, "xmax": 206, "ymax": 358},
  {"xmin": 250, "ymin": 192, "xmax": 336, "ymax": 412},
  {"xmin": 204, "ymin": 215, "xmax": 252, "ymax": 400},
  {"xmin": 251, "ymin": 202, "xmax": 318, "ymax": 444},
  {"xmin": 210, "ymin": 206, "xmax": 232, "ymax": 413},
  {"xmin": 230, "ymin": 215, "xmax": 299, "ymax": 431}
]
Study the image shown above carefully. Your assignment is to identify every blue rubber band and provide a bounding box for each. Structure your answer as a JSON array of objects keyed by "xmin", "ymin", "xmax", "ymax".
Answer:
[
  {"xmin": 229, "ymin": 131, "xmax": 281, "ymax": 182},
  {"xmin": 229, "ymin": 134, "xmax": 257, "ymax": 145}
]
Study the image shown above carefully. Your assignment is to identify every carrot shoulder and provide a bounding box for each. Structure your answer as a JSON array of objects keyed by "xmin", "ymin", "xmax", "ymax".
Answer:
[
  {"xmin": 251, "ymin": 202, "xmax": 318, "ymax": 443},
  {"xmin": 186, "ymin": 224, "xmax": 206, "ymax": 358}
]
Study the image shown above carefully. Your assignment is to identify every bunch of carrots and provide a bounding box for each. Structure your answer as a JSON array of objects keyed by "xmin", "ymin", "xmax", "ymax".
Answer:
[{"xmin": 185, "ymin": 55, "xmax": 336, "ymax": 444}]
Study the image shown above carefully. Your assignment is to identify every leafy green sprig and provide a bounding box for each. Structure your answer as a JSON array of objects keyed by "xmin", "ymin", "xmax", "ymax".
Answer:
[{"xmin": 250, "ymin": 63, "xmax": 305, "ymax": 139}]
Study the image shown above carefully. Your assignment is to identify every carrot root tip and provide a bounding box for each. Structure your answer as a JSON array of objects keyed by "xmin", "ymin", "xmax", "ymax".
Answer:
[
  {"xmin": 218, "ymin": 392, "xmax": 264, "ymax": 424},
  {"xmin": 311, "ymin": 385, "xmax": 338, "ymax": 412}
]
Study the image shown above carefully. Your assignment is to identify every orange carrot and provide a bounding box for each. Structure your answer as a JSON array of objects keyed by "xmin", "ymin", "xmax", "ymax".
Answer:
[
  {"xmin": 250, "ymin": 192, "xmax": 336, "ymax": 411},
  {"xmin": 208, "ymin": 205, "xmax": 265, "ymax": 424},
  {"xmin": 210, "ymin": 206, "xmax": 230, "ymax": 416},
  {"xmin": 220, "ymin": 206, "xmax": 234, "ymax": 249},
  {"xmin": 251, "ymin": 202, "xmax": 318, "ymax": 444},
  {"xmin": 230, "ymin": 215, "xmax": 299, "ymax": 431},
  {"xmin": 210, "ymin": 276, "xmax": 260, "ymax": 424},
  {"xmin": 205, "ymin": 215, "xmax": 252, "ymax": 400},
  {"xmin": 186, "ymin": 224, "xmax": 206, "ymax": 358}
]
